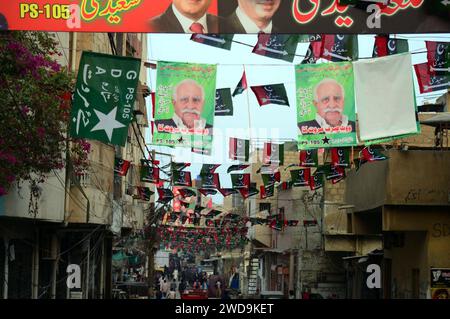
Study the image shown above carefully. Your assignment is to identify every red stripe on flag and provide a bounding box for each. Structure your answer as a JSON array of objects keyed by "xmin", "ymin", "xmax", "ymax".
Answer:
[
  {"xmin": 242, "ymin": 71, "xmax": 248, "ymax": 90},
  {"xmin": 374, "ymin": 35, "xmax": 388, "ymax": 57},
  {"xmin": 229, "ymin": 137, "xmax": 237, "ymax": 160},
  {"xmin": 151, "ymin": 92, "xmax": 155, "ymax": 119}
]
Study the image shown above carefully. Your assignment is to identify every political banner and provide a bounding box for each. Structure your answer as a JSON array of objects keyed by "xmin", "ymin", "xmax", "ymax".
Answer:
[
  {"xmin": 70, "ymin": 51, "xmax": 140, "ymax": 146},
  {"xmin": 3, "ymin": 0, "xmax": 449, "ymax": 33},
  {"xmin": 296, "ymin": 62, "xmax": 357, "ymax": 150},
  {"xmin": 153, "ymin": 61, "xmax": 217, "ymax": 152}
]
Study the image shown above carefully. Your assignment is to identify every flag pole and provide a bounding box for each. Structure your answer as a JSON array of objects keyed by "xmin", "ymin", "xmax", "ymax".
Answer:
[{"xmin": 243, "ymin": 65, "xmax": 253, "ymax": 156}]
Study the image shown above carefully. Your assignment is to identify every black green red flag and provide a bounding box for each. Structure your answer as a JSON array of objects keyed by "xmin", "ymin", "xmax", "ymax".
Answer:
[
  {"xmin": 229, "ymin": 137, "xmax": 250, "ymax": 162},
  {"xmin": 201, "ymin": 173, "xmax": 221, "ymax": 189},
  {"xmin": 239, "ymin": 184, "xmax": 259, "ymax": 199},
  {"xmin": 320, "ymin": 34, "xmax": 358, "ymax": 62},
  {"xmin": 169, "ymin": 162, "xmax": 191, "ymax": 172},
  {"xmin": 425, "ymin": 41, "xmax": 450, "ymax": 75},
  {"xmin": 137, "ymin": 187, "xmax": 154, "ymax": 201},
  {"xmin": 200, "ymin": 164, "xmax": 221, "ymax": 176},
  {"xmin": 290, "ymin": 169, "xmax": 311, "ymax": 187},
  {"xmin": 172, "ymin": 171, "xmax": 192, "ymax": 187},
  {"xmin": 302, "ymin": 40, "xmax": 323, "ymax": 64},
  {"xmin": 252, "ymin": 34, "xmax": 299, "ymax": 63},
  {"xmin": 190, "ymin": 34, "xmax": 234, "ymax": 50},
  {"xmin": 114, "ymin": 157, "xmax": 131, "ymax": 176},
  {"xmin": 198, "ymin": 188, "xmax": 218, "ymax": 196},
  {"xmin": 361, "ymin": 147, "xmax": 388, "ymax": 162},
  {"xmin": 227, "ymin": 164, "xmax": 249, "ymax": 174},
  {"xmin": 218, "ymin": 188, "xmax": 238, "ymax": 197},
  {"xmin": 414, "ymin": 62, "xmax": 449, "ymax": 94},
  {"xmin": 157, "ymin": 188, "xmax": 174, "ymax": 203},
  {"xmin": 260, "ymin": 184, "xmax": 275, "ymax": 199},
  {"xmin": 372, "ymin": 35, "xmax": 409, "ymax": 57},
  {"xmin": 263, "ymin": 143, "xmax": 284, "ymax": 166},
  {"xmin": 261, "ymin": 172, "xmax": 281, "ymax": 187},
  {"xmin": 140, "ymin": 159, "xmax": 159, "ymax": 183},
  {"xmin": 232, "ymin": 71, "xmax": 248, "ymax": 97},
  {"xmin": 215, "ymin": 88, "xmax": 233, "ymax": 116},
  {"xmin": 331, "ymin": 148, "xmax": 351, "ymax": 168},
  {"xmin": 277, "ymin": 180, "xmax": 293, "ymax": 191},
  {"xmin": 309, "ymin": 173, "xmax": 324, "ymax": 190},
  {"xmin": 231, "ymin": 174, "xmax": 251, "ymax": 189},
  {"xmin": 322, "ymin": 164, "xmax": 345, "ymax": 181},
  {"xmin": 300, "ymin": 149, "xmax": 319, "ymax": 167},
  {"xmin": 178, "ymin": 188, "xmax": 197, "ymax": 198},
  {"xmin": 251, "ymin": 84, "xmax": 290, "ymax": 107}
]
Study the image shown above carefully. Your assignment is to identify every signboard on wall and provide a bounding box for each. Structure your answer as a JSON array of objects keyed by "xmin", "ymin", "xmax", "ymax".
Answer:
[
  {"xmin": 431, "ymin": 268, "xmax": 450, "ymax": 299},
  {"xmin": 1, "ymin": 0, "xmax": 449, "ymax": 33}
]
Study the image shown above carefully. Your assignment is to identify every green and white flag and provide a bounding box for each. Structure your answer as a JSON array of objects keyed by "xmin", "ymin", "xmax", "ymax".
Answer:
[
  {"xmin": 153, "ymin": 61, "xmax": 217, "ymax": 152},
  {"xmin": 70, "ymin": 51, "xmax": 141, "ymax": 146},
  {"xmin": 296, "ymin": 62, "xmax": 357, "ymax": 150}
]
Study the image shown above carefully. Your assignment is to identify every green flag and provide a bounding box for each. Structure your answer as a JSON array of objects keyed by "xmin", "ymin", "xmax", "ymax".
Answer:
[{"xmin": 70, "ymin": 51, "xmax": 140, "ymax": 146}]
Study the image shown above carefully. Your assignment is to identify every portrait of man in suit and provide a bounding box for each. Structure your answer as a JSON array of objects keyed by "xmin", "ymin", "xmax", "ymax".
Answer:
[
  {"xmin": 149, "ymin": 0, "xmax": 220, "ymax": 33},
  {"xmin": 154, "ymin": 79, "xmax": 213, "ymax": 134},
  {"xmin": 220, "ymin": 0, "xmax": 281, "ymax": 33},
  {"xmin": 298, "ymin": 78, "xmax": 356, "ymax": 134}
]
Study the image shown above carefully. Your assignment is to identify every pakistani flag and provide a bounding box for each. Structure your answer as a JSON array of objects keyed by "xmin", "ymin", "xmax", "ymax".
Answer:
[
  {"xmin": 331, "ymin": 148, "xmax": 351, "ymax": 168},
  {"xmin": 320, "ymin": 34, "xmax": 358, "ymax": 62},
  {"xmin": 263, "ymin": 143, "xmax": 284, "ymax": 165},
  {"xmin": 252, "ymin": 34, "xmax": 299, "ymax": 62},
  {"xmin": 414, "ymin": 62, "xmax": 449, "ymax": 94},
  {"xmin": 231, "ymin": 174, "xmax": 251, "ymax": 189},
  {"xmin": 157, "ymin": 188, "xmax": 174, "ymax": 203},
  {"xmin": 261, "ymin": 172, "xmax": 281, "ymax": 187},
  {"xmin": 190, "ymin": 34, "xmax": 234, "ymax": 50},
  {"xmin": 309, "ymin": 173, "xmax": 324, "ymax": 191},
  {"xmin": 200, "ymin": 164, "xmax": 221, "ymax": 176},
  {"xmin": 232, "ymin": 71, "xmax": 248, "ymax": 97},
  {"xmin": 426, "ymin": 41, "xmax": 450, "ymax": 75},
  {"xmin": 302, "ymin": 41, "xmax": 323, "ymax": 64},
  {"xmin": 198, "ymin": 188, "xmax": 218, "ymax": 196},
  {"xmin": 373, "ymin": 35, "xmax": 409, "ymax": 57},
  {"xmin": 218, "ymin": 188, "xmax": 239, "ymax": 197},
  {"xmin": 215, "ymin": 88, "xmax": 233, "ymax": 116},
  {"xmin": 251, "ymin": 84, "xmax": 290, "ymax": 107},
  {"xmin": 290, "ymin": 169, "xmax": 311, "ymax": 187},
  {"xmin": 114, "ymin": 157, "xmax": 131, "ymax": 176},
  {"xmin": 70, "ymin": 51, "xmax": 141, "ymax": 146},
  {"xmin": 140, "ymin": 159, "xmax": 160, "ymax": 183},
  {"xmin": 227, "ymin": 164, "xmax": 249, "ymax": 173},
  {"xmin": 137, "ymin": 187, "xmax": 154, "ymax": 201},
  {"xmin": 229, "ymin": 137, "xmax": 250, "ymax": 162},
  {"xmin": 172, "ymin": 171, "xmax": 192, "ymax": 187},
  {"xmin": 260, "ymin": 184, "xmax": 275, "ymax": 199},
  {"xmin": 300, "ymin": 149, "xmax": 318, "ymax": 167},
  {"xmin": 201, "ymin": 173, "xmax": 221, "ymax": 189}
]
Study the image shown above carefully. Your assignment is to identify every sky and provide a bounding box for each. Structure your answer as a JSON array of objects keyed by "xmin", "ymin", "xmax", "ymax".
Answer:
[{"xmin": 145, "ymin": 33, "xmax": 450, "ymax": 200}]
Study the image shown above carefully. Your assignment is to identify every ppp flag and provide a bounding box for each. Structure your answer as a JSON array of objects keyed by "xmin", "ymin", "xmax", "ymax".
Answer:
[
  {"xmin": 251, "ymin": 84, "xmax": 290, "ymax": 107},
  {"xmin": 320, "ymin": 34, "xmax": 358, "ymax": 62}
]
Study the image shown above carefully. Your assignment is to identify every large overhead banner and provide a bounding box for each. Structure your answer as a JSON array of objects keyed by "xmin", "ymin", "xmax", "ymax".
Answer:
[
  {"xmin": 2, "ymin": 0, "xmax": 449, "ymax": 33},
  {"xmin": 153, "ymin": 61, "xmax": 217, "ymax": 152},
  {"xmin": 295, "ymin": 62, "xmax": 357, "ymax": 150}
]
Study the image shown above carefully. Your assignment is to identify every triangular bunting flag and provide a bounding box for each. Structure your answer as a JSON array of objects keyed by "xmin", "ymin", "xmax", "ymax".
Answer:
[
  {"xmin": 190, "ymin": 34, "xmax": 234, "ymax": 50},
  {"xmin": 227, "ymin": 164, "xmax": 249, "ymax": 174},
  {"xmin": 229, "ymin": 137, "xmax": 250, "ymax": 162},
  {"xmin": 114, "ymin": 157, "xmax": 131, "ymax": 176},
  {"xmin": 290, "ymin": 169, "xmax": 311, "ymax": 187},
  {"xmin": 263, "ymin": 142, "xmax": 284, "ymax": 165},
  {"xmin": 320, "ymin": 34, "xmax": 358, "ymax": 62},
  {"xmin": 252, "ymin": 34, "xmax": 299, "ymax": 62},
  {"xmin": 232, "ymin": 70, "xmax": 248, "ymax": 97},
  {"xmin": 215, "ymin": 88, "xmax": 233, "ymax": 116},
  {"xmin": 251, "ymin": 84, "xmax": 290, "ymax": 107}
]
